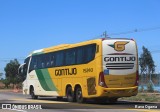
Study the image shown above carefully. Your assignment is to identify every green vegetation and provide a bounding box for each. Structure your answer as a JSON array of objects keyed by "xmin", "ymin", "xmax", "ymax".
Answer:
[
  {"xmin": 139, "ymin": 46, "xmax": 155, "ymax": 75},
  {"xmin": 147, "ymin": 82, "xmax": 154, "ymax": 92},
  {"xmin": 139, "ymin": 46, "xmax": 155, "ymax": 85},
  {"xmin": 2, "ymin": 59, "xmax": 21, "ymax": 89},
  {"xmin": 0, "ymin": 73, "xmax": 3, "ymax": 80},
  {"xmin": 120, "ymin": 93, "xmax": 160, "ymax": 102},
  {"xmin": 2, "ymin": 78, "xmax": 10, "ymax": 88},
  {"xmin": 139, "ymin": 86, "xmax": 144, "ymax": 92}
]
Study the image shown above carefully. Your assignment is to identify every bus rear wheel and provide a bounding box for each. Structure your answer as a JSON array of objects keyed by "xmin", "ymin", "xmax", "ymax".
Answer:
[
  {"xmin": 30, "ymin": 87, "xmax": 38, "ymax": 99},
  {"xmin": 66, "ymin": 86, "xmax": 75, "ymax": 102},
  {"xmin": 76, "ymin": 87, "xmax": 85, "ymax": 103}
]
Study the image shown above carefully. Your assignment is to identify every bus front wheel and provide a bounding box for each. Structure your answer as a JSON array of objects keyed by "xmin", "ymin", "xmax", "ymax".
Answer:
[
  {"xmin": 57, "ymin": 96, "xmax": 63, "ymax": 101},
  {"xmin": 66, "ymin": 86, "xmax": 75, "ymax": 102},
  {"xmin": 30, "ymin": 87, "xmax": 38, "ymax": 99}
]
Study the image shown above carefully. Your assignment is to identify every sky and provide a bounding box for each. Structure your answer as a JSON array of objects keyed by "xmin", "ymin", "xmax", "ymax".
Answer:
[{"xmin": 0, "ymin": 0, "xmax": 160, "ymax": 77}]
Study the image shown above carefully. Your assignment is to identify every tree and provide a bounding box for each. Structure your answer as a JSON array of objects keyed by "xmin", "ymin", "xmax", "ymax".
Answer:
[
  {"xmin": 2, "ymin": 78, "xmax": 10, "ymax": 88},
  {"xmin": 4, "ymin": 59, "xmax": 20, "ymax": 88},
  {"xmin": 139, "ymin": 46, "xmax": 155, "ymax": 85},
  {"xmin": 0, "ymin": 72, "xmax": 3, "ymax": 80}
]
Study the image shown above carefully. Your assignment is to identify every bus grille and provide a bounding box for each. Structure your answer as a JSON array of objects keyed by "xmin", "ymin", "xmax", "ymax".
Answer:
[{"xmin": 106, "ymin": 63, "xmax": 134, "ymax": 70}]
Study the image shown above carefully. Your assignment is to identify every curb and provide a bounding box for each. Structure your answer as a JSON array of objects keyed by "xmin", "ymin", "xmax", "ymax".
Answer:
[
  {"xmin": 0, "ymin": 89, "xmax": 22, "ymax": 93},
  {"xmin": 119, "ymin": 99, "xmax": 160, "ymax": 104}
]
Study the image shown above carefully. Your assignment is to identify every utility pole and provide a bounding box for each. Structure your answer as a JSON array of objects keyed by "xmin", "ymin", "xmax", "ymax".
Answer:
[{"xmin": 103, "ymin": 31, "xmax": 107, "ymax": 38}]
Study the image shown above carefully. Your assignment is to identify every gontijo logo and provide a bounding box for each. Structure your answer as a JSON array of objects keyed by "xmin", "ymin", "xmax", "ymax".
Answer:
[{"xmin": 108, "ymin": 41, "xmax": 129, "ymax": 51}]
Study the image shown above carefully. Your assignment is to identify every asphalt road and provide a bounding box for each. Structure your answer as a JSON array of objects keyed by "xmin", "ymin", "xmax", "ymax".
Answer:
[{"xmin": 0, "ymin": 91, "xmax": 159, "ymax": 112}]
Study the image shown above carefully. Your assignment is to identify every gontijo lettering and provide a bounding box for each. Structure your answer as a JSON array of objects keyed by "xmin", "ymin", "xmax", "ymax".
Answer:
[
  {"xmin": 55, "ymin": 68, "xmax": 77, "ymax": 76},
  {"xmin": 104, "ymin": 56, "xmax": 136, "ymax": 62}
]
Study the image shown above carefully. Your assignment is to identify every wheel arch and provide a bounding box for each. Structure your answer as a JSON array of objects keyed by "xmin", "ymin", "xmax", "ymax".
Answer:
[
  {"xmin": 29, "ymin": 85, "xmax": 34, "ymax": 95},
  {"xmin": 65, "ymin": 84, "xmax": 72, "ymax": 96},
  {"xmin": 74, "ymin": 84, "xmax": 82, "ymax": 97}
]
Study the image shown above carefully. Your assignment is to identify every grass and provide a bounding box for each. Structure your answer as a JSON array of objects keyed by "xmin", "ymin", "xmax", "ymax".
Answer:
[{"xmin": 120, "ymin": 93, "xmax": 160, "ymax": 102}]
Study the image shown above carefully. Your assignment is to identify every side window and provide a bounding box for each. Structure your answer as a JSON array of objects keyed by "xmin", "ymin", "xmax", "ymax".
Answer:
[
  {"xmin": 37, "ymin": 54, "xmax": 51, "ymax": 69},
  {"xmin": 24, "ymin": 57, "xmax": 30, "ymax": 75},
  {"xmin": 55, "ymin": 51, "xmax": 64, "ymax": 66},
  {"xmin": 45, "ymin": 54, "xmax": 51, "ymax": 68},
  {"xmin": 84, "ymin": 44, "xmax": 96, "ymax": 63},
  {"xmin": 22, "ymin": 57, "xmax": 30, "ymax": 80},
  {"xmin": 41, "ymin": 55, "xmax": 46, "ymax": 69},
  {"xmin": 65, "ymin": 49, "xmax": 76, "ymax": 65},
  {"xmin": 37, "ymin": 55, "xmax": 42, "ymax": 69},
  {"xmin": 50, "ymin": 53, "xmax": 55, "ymax": 67},
  {"xmin": 85, "ymin": 44, "xmax": 96, "ymax": 62},
  {"xmin": 76, "ymin": 47, "xmax": 84, "ymax": 64},
  {"xmin": 29, "ymin": 56, "xmax": 38, "ymax": 72}
]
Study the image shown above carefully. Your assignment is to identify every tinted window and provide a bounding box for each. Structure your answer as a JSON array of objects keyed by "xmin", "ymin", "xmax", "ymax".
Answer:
[
  {"xmin": 50, "ymin": 53, "xmax": 55, "ymax": 67},
  {"xmin": 84, "ymin": 44, "xmax": 96, "ymax": 63},
  {"xmin": 29, "ymin": 44, "xmax": 96, "ymax": 72},
  {"xmin": 29, "ymin": 56, "xmax": 38, "ymax": 72},
  {"xmin": 24, "ymin": 57, "xmax": 30, "ymax": 73},
  {"xmin": 76, "ymin": 47, "xmax": 84, "ymax": 64},
  {"xmin": 23, "ymin": 57, "xmax": 30, "ymax": 79},
  {"xmin": 55, "ymin": 51, "xmax": 64, "ymax": 66},
  {"xmin": 37, "ymin": 55, "xmax": 42, "ymax": 69},
  {"xmin": 66, "ymin": 49, "xmax": 76, "ymax": 65},
  {"xmin": 41, "ymin": 54, "xmax": 51, "ymax": 68}
]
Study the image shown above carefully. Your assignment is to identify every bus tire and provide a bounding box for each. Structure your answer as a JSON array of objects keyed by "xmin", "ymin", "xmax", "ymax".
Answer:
[
  {"xmin": 76, "ymin": 87, "xmax": 85, "ymax": 103},
  {"xmin": 57, "ymin": 96, "xmax": 63, "ymax": 101},
  {"xmin": 66, "ymin": 86, "xmax": 75, "ymax": 102},
  {"xmin": 30, "ymin": 87, "xmax": 38, "ymax": 99}
]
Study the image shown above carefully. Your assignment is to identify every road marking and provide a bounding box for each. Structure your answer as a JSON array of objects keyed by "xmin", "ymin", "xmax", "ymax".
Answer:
[
  {"xmin": 67, "ymin": 102, "xmax": 116, "ymax": 109},
  {"xmin": 12, "ymin": 98, "xmax": 69, "ymax": 103},
  {"xmin": 127, "ymin": 109, "xmax": 160, "ymax": 112},
  {"xmin": 11, "ymin": 109, "xmax": 27, "ymax": 112},
  {"xmin": 12, "ymin": 98, "xmax": 120, "ymax": 109}
]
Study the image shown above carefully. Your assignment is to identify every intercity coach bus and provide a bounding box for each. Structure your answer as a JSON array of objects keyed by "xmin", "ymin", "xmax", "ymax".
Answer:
[{"xmin": 19, "ymin": 38, "xmax": 138, "ymax": 103}]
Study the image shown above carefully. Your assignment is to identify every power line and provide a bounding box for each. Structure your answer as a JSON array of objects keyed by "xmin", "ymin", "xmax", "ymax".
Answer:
[
  {"xmin": 108, "ymin": 26, "xmax": 160, "ymax": 36},
  {"xmin": 0, "ymin": 57, "xmax": 25, "ymax": 62},
  {"xmin": 1, "ymin": 26, "xmax": 160, "ymax": 62},
  {"xmin": 96, "ymin": 26, "xmax": 160, "ymax": 38}
]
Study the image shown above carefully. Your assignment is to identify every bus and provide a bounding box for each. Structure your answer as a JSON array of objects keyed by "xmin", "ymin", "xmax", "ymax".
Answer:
[{"xmin": 19, "ymin": 38, "xmax": 138, "ymax": 103}]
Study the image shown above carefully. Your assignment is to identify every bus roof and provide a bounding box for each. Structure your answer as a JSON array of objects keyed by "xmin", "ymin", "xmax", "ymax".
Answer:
[
  {"xmin": 27, "ymin": 38, "xmax": 133, "ymax": 57},
  {"xmin": 28, "ymin": 44, "xmax": 70, "ymax": 56}
]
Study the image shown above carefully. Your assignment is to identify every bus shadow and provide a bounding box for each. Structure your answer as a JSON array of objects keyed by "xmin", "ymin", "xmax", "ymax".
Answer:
[
  {"xmin": 27, "ymin": 97, "xmax": 155, "ymax": 105},
  {"xmin": 27, "ymin": 97, "xmax": 68, "ymax": 102},
  {"xmin": 87, "ymin": 100, "xmax": 154, "ymax": 105}
]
